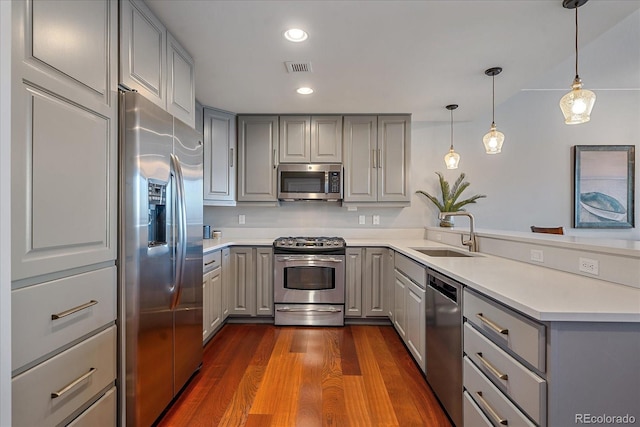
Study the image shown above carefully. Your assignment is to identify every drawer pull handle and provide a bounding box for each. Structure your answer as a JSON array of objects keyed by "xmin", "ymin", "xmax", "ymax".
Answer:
[
  {"xmin": 51, "ymin": 300, "xmax": 98, "ymax": 320},
  {"xmin": 476, "ymin": 313, "xmax": 509, "ymax": 335},
  {"xmin": 475, "ymin": 391, "xmax": 508, "ymax": 425},
  {"xmin": 51, "ymin": 368, "xmax": 96, "ymax": 399},
  {"xmin": 476, "ymin": 352, "xmax": 509, "ymax": 380},
  {"xmin": 204, "ymin": 259, "xmax": 217, "ymax": 266}
]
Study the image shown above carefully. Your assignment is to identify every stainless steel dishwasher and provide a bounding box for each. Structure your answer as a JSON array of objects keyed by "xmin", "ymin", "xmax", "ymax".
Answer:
[{"xmin": 426, "ymin": 269, "xmax": 463, "ymax": 427}]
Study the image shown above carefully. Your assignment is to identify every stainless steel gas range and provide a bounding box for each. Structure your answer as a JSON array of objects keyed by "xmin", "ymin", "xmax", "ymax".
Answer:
[{"xmin": 273, "ymin": 237, "xmax": 346, "ymax": 326}]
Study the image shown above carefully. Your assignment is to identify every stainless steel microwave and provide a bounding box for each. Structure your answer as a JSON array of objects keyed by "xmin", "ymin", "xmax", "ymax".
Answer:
[{"xmin": 277, "ymin": 164, "xmax": 343, "ymax": 201}]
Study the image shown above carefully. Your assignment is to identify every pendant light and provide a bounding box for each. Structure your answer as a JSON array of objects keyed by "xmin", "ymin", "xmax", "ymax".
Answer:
[
  {"xmin": 482, "ymin": 67, "xmax": 504, "ymax": 154},
  {"xmin": 559, "ymin": 0, "xmax": 596, "ymax": 124},
  {"xmin": 444, "ymin": 104, "xmax": 460, "ymax": 170}
]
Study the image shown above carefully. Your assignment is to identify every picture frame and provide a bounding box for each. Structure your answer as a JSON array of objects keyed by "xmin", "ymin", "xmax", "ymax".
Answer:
[{"xmin": 573, "ymin": 145, "xmax": 635, "ymax": 229}]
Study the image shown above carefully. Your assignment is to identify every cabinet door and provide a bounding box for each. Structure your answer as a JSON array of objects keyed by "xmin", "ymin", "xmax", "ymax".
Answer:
[
  {"xmin": 210, "ymin": 268, "xmax": 222, "ymax": 332},
  {"xmin": 345, "ymin": 248, "xmax": 363, "ymax": 317},
  {"xmin": 311, "ymin": 116, "xmax": 342, "ymax": 163},
  {"xmin": 237, "ymin": 116, "xmax": 278, "ymax": 202},
  {"xmin": 221, "ymin": 248, "xmax": 231, "ymax": 320},
  {"xmin": 406, "ymin": 280, "xmax": 426, "ymax": 372},
  {"xmin": 204, "ymin": 108, "xmax": 236, "ymax": 204},
  {"xmin": 387, "ymin": 250, "xmax": 395, "ymax": 320},
  {"xmin": 364, "ymin": 248, "xmax": 387, "ymax": 317},
  {"xmin": 343, "ymin": 116, "xmax": 377, "ymax": 202},
  {"xmin": 229, "ymin": 248, "xmax": 255, "ymax": 315},
  {"xmin": 202, "ymin": 271, "xmax": 211, "ymax": 342},
  {"xmin": 377, "ymin": 115, "xmax": 411, "ymax": 202},
  {"xmin": 167, "ymin": 32, "xmax": 195, "ymax": 128},
  {"xmin": 394, "ymin": 271, "xmax": 407, "ymax": 339},
  {"xmin": 255, "ymin": 248, "xmax": 273, "ymax": 316},
  {"xmin": 120, "ymin": 0, "xmax": 166, "ymax": 110},
  {"xmin": 279, "ymin": 115, "xmax": 310, "ymax": 163},
  {"xmin": 12, "ymin": 0, "xmax": 118, "ymax": 280}
]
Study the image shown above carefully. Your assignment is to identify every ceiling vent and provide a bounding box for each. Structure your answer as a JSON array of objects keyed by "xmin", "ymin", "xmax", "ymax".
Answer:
[{"xmin": 285, "ymin": 61, "xmax": 313, "ymax": 73}]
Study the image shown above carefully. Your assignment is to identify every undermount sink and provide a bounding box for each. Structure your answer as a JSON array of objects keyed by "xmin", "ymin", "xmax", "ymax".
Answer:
[{"xmin": 410, "ymin": 248, "xmax": 474, "ymax": 257}]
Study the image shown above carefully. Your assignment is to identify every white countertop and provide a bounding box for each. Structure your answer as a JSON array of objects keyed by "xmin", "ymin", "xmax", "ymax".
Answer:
[{"xmin": 203, "ymin": 237, "xmax": 640, "ymax": 323}]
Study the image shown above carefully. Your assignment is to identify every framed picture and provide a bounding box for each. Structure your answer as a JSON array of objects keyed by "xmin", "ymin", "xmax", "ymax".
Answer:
[{"xmin": 573, "ymin": 145, "xmax": 635, "ymax": 228}]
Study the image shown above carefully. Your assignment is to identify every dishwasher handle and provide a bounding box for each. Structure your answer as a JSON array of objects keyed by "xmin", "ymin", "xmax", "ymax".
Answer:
[{"xmin": 428, "ymin": 275, "xmax": 460, "ymax": 303}]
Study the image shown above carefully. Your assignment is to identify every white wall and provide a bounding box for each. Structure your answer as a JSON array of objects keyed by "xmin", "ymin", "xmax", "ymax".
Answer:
[
  {"xmin": 0, "ymin": 1, "xmax": 11, "ymax": 425},
  {"xmin": 205, "ymin": 10, "xmax": 640, "ymax": 241}
]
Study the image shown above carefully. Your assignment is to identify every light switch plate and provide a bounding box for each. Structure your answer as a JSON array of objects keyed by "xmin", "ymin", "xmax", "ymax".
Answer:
[
  {"xmin": 358, "ymin": 215, "xmax": 365, "ymax": 225},
  {"xmin": 238, "ymin": 214, "xmax": 245, "ymax": 224},
  {"xmin": 373, "ymin": 215, "xmax": 380, "ymax": 225},
  {"xmin": 530, "ymin": 249, "xmax": 544, "ymax": 263}
]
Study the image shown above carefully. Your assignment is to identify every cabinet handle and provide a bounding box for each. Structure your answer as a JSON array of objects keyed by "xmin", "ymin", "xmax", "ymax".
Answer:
[
  {"xmin": 378, "ymin": 148, "xmax": 382, "ymax": 169},
  {"xmin": 51, "ymin": 300, "xmax": 98, "ymax": 320},
  {"xmin": 229, "ymin": 148, "xmax": 234, "ymax": 167},
  {"xmin": 51, "ymin": 368, "xmax": 96, "ymax": 399},
  {"xmin": 273, "ymin": 149, "xmax": 277, "ymax": 169},
  {"xmin": 476, "ymin": 352, "xmax": 509, "ymax": 380},
  {"xmin": 204, "ymin": 259, "xmax": 216, "ymax": 266},
  {"xmin": 372, "ymin": 149, "xmax": 377, "ymax": 168},
  {"xmin": 474, "ymin": 391, "xmax": 508, "ymax": 425},
  {"xmin": 476, "ymin": 313, "xmax": 509, "ymax": 335}
]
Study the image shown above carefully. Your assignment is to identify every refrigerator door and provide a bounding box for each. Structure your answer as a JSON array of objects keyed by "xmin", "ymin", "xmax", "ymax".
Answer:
[
  {"xmin": 172, "ymin": 118, "xmax": 203, "ymax": 393},
  {"xmin": 121, "ymin": 91, "xmax": 175, "ymax": 427}
]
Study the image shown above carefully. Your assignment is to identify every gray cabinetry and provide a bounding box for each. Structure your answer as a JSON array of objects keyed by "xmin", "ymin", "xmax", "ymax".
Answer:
[
  {"xmin": 345, "ymin": 247, "xmax": 390, "ymax": 318},
  {"xmin": 203, "ymin": 250, "xmax": 222, "ymax": 343},
  {"xmin": 279, "ymin": 115, "xmax": 342, "ymax": 163},
  {"xmin": 229, "ymin": 247, "xmax": 273, "ymax": 316},
  {"xmin": 11, "ymin": 0, "xmax": 118, "ymax": 424},
  {"xmin": 237, "ymin": 116, "xmax": 279, "ymax": 202},
  {"xmin": 221, "ymin": 248, "xmax": 231, "ymax": 320},
  {"xmin": 203, "ymin": 108, "xmax": 236, "ymax": 205},
  {"xmin": 393, "ymin": 253, "xmax": 426, "ymax": 372},
  {"xmin": 343, "ymin": 115, "xmax": 411, "ymax": 205},
  {"xmin": 120, "ymin": 0, "xmax": 195, "ymax": 127}
]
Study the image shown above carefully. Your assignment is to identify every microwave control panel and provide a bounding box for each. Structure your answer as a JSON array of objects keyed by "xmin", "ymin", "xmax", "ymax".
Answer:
[{"xmin": 329, "ymin": 172, "xmax": 341, "ymax": 193}]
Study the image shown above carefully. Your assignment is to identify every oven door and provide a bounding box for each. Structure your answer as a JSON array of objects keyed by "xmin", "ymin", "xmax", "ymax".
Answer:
[{"xmin": 274, "ymin": 254, "xmax": 345, "ymax": 304}]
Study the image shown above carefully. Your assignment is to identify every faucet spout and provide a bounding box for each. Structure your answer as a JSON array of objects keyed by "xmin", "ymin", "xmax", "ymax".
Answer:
[{"xmin": 439, "ymin": 211, "xmax": 477, "ymax": 252}]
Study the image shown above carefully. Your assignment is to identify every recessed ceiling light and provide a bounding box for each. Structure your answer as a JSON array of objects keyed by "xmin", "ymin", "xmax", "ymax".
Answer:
[
  {"xmin": 296, "ymin": 87, "xmax": 314, "ymax": 95},
  {"xmin": 284, "ymin": 28, "xmax": 308, "ymax": 42}
]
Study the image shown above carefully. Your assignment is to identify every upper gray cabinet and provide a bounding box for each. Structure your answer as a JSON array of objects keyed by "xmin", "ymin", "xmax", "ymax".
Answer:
[
  {"xmin": 343, "ymin": 115, "xmax": 411, "ymax": 205},
  {"xmin": 11, "ymin": 0, "xmax": 118, "ymax": 280},
  {"xmin": 237, "ymin": 116, "xmax": 279, "ymax": 202},
  {"xmin": 279, "ymin": 115, "xmax": 342, "ymax": 163},
  {"xmin": 120, "ymin": 0, "xmax": 195, "ymax": 128},
  {"xmin": 203, "ymin": 108, "xmax": 236, "ymax": 205}
]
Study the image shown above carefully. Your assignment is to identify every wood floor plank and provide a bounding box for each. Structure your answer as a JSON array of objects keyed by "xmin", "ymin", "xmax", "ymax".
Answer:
[{"xmin": 157, "ymin": 324, "xmax": 452, "ymax": 427}]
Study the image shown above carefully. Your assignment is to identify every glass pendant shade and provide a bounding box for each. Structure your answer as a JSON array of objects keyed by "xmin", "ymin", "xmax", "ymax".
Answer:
[
  {"xmin": 444, "ymin": 148, "xmax": 460, "ymax": 169},
  {"xmin": 559, "ymin": 77, "xmax": 596, "ymax": 124},
  {"xmin": 482, "ymin": 122, "xmax": 505, "ymax": 154}
]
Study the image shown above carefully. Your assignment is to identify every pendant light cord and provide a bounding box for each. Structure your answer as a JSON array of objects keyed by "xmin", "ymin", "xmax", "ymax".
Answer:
[
  {"xmin": 575, "ymin": 6, "xmax": 579, "ymax": 78},
  {"xmin": 450, "ymin": 109, "xmax": 454, "ymax": 150}
]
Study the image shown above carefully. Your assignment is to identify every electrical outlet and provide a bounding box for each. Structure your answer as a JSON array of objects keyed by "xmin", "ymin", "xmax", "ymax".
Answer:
[
  {"xmin": 238, "ymin": 214, "xmax": 245, "ymax": 224},
  {"xmin": 373, "ymin": 215, "xmax": 380, "ymax": 225},
  {"xmin": 579, "ymin": 257, "xmax": 599, "ymax": 275},
  {"xmin": 530, "ymin": 249, "xmax": 544, "ymax": 263},
  {"xmin": 358, "ymin": 215, "xmax": 365, "ymax": 225}
]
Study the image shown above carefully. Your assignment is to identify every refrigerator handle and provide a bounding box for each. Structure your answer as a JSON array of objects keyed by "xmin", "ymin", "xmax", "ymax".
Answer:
[{"xmin": 169, "ymin": 153, "xmax": 187, "ymax": 309}]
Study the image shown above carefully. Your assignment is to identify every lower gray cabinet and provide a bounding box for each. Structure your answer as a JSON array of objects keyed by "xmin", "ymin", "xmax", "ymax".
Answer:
[
  {"xmin": 345, "ymin": 247, "xmax": 390, "ymax": 318},
  {"xmin": 229, "ymin": 247, "xmax": 273, "ymax": 316},
  {"xmin": 345, "ymin": 248, "xmax": 363, "ymax": 317}
]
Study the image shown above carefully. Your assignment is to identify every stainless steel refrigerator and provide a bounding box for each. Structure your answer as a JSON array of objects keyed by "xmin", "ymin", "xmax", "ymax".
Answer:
[{"xmin": 119, "ymin": 90, "xmax": 203, "ymax": 427}]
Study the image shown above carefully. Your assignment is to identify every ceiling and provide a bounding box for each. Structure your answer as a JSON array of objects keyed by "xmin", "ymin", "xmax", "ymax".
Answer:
[{"xmin": 146, "ymin": 0, "xmax": 640, "ymax": 122}]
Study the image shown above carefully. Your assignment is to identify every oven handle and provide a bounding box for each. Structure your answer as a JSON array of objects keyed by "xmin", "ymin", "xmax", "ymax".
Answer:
[
  {"xmin": 277, "ymin": 256, "xmax": 344, "ymax": 263},
  {"xmin": 276, "ymin": 307, "xmax": 342, "ymax": 313}
]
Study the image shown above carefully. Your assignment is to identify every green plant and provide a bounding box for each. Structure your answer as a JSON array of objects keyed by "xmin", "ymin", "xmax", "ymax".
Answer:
[{"xmin": 416, "ymin": 172, "xmax": 486, "ymax": 212}]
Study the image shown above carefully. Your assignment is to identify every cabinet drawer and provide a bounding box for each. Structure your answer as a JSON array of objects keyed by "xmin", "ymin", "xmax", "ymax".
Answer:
[
  {"xmin": 67, "ymin": 386, "xmax": 116, "ymax": 427},
  {"xmin": 464, "ymin": 357, "xmax": 536, "ymax": 427},
  {"xmin": 464, "ymin": 289, "xmax": 546, "ymax": 372},
  {"xmin": 12, "ymin": 326, "xmax": 116, "ymax": 427},
  {"xmin": 12, "ymin": 267, "xmax": 116, "ymax": 371},
  {"xmin": 464, "ymin": 323, "xmax": 546, "ymax": 425},
  {"xmin": 463, "ymin": 390, "xmax": 493, "ymax": 427},
  {"xmin": 394, "ymin": 253, "xmax": 425, "ymax": 288},
  {"xmin": 203, "ymin": 250, "xmax": 222, "ymax": 273}
]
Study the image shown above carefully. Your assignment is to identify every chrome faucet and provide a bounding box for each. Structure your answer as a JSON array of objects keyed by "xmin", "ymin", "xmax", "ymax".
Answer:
[{"xmin": 439, "ymin": 211, "xmax": 477, "ymax": 252}]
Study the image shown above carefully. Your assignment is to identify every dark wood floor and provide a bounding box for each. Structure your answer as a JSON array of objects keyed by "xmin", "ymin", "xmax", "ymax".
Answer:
[{"xmin": 157, "ymin": 324, "xmax": 452, "ymax": 427}]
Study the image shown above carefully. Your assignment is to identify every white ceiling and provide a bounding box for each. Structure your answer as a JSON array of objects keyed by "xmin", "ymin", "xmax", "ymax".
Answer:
[{"xmin": 146, "ymin": 0, "xmax": 640, "ymax": 122}]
